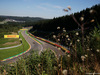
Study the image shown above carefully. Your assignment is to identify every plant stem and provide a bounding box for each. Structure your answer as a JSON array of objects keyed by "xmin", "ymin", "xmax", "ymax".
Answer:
[
  {"xmin": 57, "ymin": 57, "xmax": 59, "ymax": 75},
  {"xmin": 16, "ymin": 63, "xmax": 18, "ymax": 75},
  {"xmin": 81, "ymin": 24, "xmax": 85, "ymax": 51},
  {"xmin": 61, "ymin": 56, "xmax": 63, "ymax": 75}
]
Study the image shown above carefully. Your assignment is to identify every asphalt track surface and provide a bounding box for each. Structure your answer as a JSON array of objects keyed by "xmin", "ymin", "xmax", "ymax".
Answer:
[{"xmin": 0, "ymin": 30, "xmax": 65, "ymax": 64}]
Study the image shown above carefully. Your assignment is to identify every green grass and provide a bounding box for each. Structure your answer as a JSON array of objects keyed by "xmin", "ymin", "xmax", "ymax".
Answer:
[
  {"xmin": 0, "ymin": 31, "xmax": 21, "ymax": 48},
  {"xmin": 0, "ymin": 31, "xmax": 30, "ymax": 60},
  {"xmin": 0, "ymin": 38, "xmax": 21, "ymax": 48}
]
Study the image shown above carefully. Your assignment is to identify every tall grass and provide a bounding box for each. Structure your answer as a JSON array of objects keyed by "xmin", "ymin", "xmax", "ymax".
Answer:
[
  {"xmin": 0, "ymin": 50, "xmax": 57, "ymax": 75},
  {"xmin": 0, "ymin": 31, "xmax": 100, "ymax": 75}
]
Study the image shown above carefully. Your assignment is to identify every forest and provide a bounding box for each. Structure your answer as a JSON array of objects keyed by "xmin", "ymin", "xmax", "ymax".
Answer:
[{"xmin": 30, "ymin": 4, "xmax": 100, "ymax": 32}]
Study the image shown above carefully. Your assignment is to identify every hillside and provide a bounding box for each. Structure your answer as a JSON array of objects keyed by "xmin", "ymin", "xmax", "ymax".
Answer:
[
  {"xmin": 30, "ymin": 4, "xmax": 100, "ymax": 32},
  {"xmin": 0, "ymin": 16, "xmax": 45, "ymax": 22}
]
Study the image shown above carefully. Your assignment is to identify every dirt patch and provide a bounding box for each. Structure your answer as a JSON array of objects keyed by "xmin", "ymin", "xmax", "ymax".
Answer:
[
  {"xmin": 3, "ymin": 41, "xmax": 20, "ymax": 46},
  {"xmin": 11, "ymin": 32, "xmax": 18, "ymax": 35}
]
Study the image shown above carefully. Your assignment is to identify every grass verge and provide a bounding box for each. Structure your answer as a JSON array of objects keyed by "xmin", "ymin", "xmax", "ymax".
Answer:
[
  {"xmin": 0, "ymin": 38, "xmax": 21, "ymax": 48},
  {"xmin": 0, "ymin": 31, "xmax": 30, "ymax": 60}
]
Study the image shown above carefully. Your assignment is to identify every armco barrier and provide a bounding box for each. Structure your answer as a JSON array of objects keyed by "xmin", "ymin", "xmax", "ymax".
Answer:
[{"xmin": 29, "ymin": 32, "xmax": 70, "ymax": 53}]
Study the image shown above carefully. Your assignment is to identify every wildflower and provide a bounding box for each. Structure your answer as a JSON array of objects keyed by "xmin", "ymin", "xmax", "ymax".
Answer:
[
  {"xmin": 76, "ymin": 32, "xmax": 79, "ymax": 35},
  {"xmin": 96, "ymin": 49, "xmax": 99, "ymax": 52},
  {"xmin": 85, "ymin": 55, "xmax": 88, "ymax": 57},
  {"xmin": 87, "ymin": 48, "xmax": 90, "ymax": 51},
  {"xmin": 58, "ymin": 47, "xmax": 61, "ymax": 50},
  {"xmin": 57, "ymin": 26, "xmax": 60, "ymax": 29},
  {"xmin": 90, "ymin": 19, "xmax": 95, "ymax": 22},
  {"xmin": 10, "ymin": 64, "xmax": 14, "ymax": 67},
  {"xmin": 58, "ymin": 64, "xmax": 61, "ymax": 68},
  {"xmin": 91, "ymin": 54, "xmax": 94, "ymax": 56},
  {"xmin": 53, "ymin": 35, "xmax": 56, "ymax": 38},
  {"xmin": 70, "ymin": 42, "xmax": 72, "ymax": 45},
  {"xmin": 19, "ymin": 38, "xmax": 22, "ymax": 42},
  {"xmin": 38, "ymin": 64, "xmax": 41, "ymax": 67},
  {"xmin": 80, "ymin": 17, "xmax": 84, "ymax": 21},
  {"xmin": 58, "ymin": 39, "xmax": 60, "ymax": 41},
  {"xmin": 93, "ymin": 72, "xmax": 96, "ymax": 75},
  {"xmin": 68, "ymin": 38, "xmax": 70, "ymax": 41},
  {"xmin": 91, "ymin": 48, "xmax": 92, "ymax": 50},
  {"xmin": 62, "ymin": 69, "xmax": 68, "ymax": 75},
  {"xmin": 66, "ymin": 35, "xmax": 69, "ymax": 38},
  {"xmin": 67, "ymin": 54, "xmax": 70, "ymax": 57},
  {"xmin": 81, "ymin": 56, "xmax": 85, "ymax": 61},
  {"xmin": 89, "ymin": 9, "xmax": 94, "ymax": 14},
  {"xmin": 67, "ymin": 6, "xmax": 71, "ymax": 10},
  {"xmin": 77, "ymin": 39, "xmax": 80, "ymax": 42},
  {"xmin": 3, "ymin": 69, "xmax": 8, "ymax": 75},
  {"xmin": 63, "ymin": 29, "xmax": 66, "ymax": 32},
  {"xmin": 63, "ymin": 9, "xmax": 68, "ymax": 12}
]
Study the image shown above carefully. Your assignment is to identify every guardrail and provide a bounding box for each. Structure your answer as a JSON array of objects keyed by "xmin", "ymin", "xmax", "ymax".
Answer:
[{"xmin": 28, "ymin": 32, "xmax": 70, "ymax": 53}]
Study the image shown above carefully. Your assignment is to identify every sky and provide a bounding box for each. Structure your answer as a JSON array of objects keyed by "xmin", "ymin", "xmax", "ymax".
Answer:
[{"xmin": 0, "ymin": 0, "xmax": 100, "ymax": 19}]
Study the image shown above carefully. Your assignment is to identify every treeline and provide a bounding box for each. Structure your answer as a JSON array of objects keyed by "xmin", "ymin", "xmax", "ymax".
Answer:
[
  {"xmin": 30, "ymin": 4, "xmax": 100, "ymax": 32},
  {"xmin": 0, "ymin": 16, "xmax": 45, "ymax": 22},
  {"xmin": 0, "ymin": 22, "xmax": 23, "ymax": 38},
  {"xmin": 24, "ymin": 19, "xmax": 50, "ymax": 27},
  {"xmin": 0, "ymin": 15, "xmax": 46, "ymax": 38}
]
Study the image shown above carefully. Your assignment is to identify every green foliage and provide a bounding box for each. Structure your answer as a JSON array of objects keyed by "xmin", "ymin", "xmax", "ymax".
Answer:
[
  {"xmin": 89, "ymin": 25, "xmax": 100, "ymax": 50},
  {"xmin": 0, "ymin": 41, "xmax": 100, "ymax": 75},
  {"xmin": 0, "ymin": 38, "xmax": 20, "ymax": 48},
  {"xmin": 0, "ymin": 31, "xmax": 29, "ymax": 60},
  {"xmin": 0, "ymin": 21, "xmax": 23, "ymax": 48},
  {"xmin": 40, "ymin": 49, "xmax": 57, "ymax": 75},
  {"xmin": 0, "ymin": 50, "xmax": 57, "ymax": 75},
  {"xmin": 0, "ymin": 22, "xmax": 22, "ymax": 39}
]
